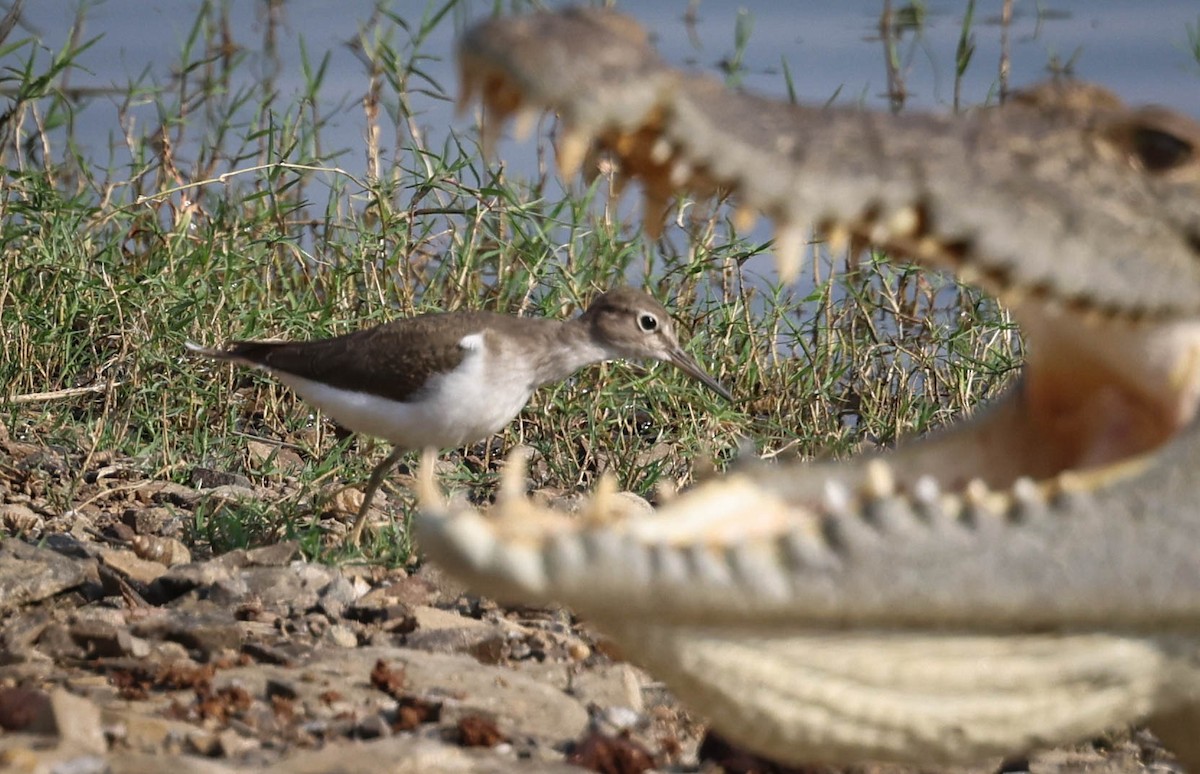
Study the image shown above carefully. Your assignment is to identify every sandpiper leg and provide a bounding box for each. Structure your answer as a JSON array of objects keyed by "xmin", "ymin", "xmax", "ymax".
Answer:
[{"xmin": 346, "ymin": 445, "xmax": 408, "ymax": 547}]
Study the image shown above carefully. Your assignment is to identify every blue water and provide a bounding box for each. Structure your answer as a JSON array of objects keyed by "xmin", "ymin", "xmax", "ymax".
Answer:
[{"xmin": 11, "ymin": 0, "xmax": 1199, "ymax": 181}]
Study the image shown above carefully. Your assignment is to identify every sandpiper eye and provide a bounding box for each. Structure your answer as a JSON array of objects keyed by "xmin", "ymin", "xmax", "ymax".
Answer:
[{"xmin": 638, "ymin": 313, "xmax": 659, "ymax": 332}]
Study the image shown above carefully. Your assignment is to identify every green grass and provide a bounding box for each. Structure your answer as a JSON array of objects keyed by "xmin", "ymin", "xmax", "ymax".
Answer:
[{"xmin": 0, "ymin": 1, "xmax": 1023, "ymax": 565}]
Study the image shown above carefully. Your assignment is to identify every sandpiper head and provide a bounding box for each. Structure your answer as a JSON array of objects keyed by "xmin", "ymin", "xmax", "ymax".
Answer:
[{"xmin": 581, "ymin": 286, "xmax": 734, "ymax": 402}]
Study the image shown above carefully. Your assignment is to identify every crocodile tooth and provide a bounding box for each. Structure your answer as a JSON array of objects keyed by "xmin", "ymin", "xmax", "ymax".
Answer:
[
  {"xmin": 669, "ymin": 159, "xmax": 693, "ymax": 186},
  {"xmin": 650, "ymin": 542, "xmax": 690, "ymax": 584},
  {"xmin": 913, "ymin": 474, "xmax": 941, "ymax": 505},
  {"xmin": 963, "ymin": 478, "xmax": 991, "ymax": 509},
  {"xmin": 998, "ymin": 283, "xmax": 1027, "ymax": 308},
  {"xmin": 480, "ymin": 118, "xmax": 503, "ymax": 160},
  {"xmin": 957, "ymin": 262, "xmax": 984, "ymax": 287},
  {"xmin": 686, "ymin": 543, "xmax": 735, "ymax": 588},
  {"xmin": 547, "ymin": 531, "xmax": 587, "ymax": 578},
  {"xmin": 1080, "ymin": 304, "xmax": 1108, "ymax": 326},
  {"xmin": 729, "ymin": 541, "xmax": 790, "ymax": 600},
  {"xmin": 863, "ymin": 459, "xmax": 897, "ymax": 500},
  {"xmin": 582, "ymin": 529, "xmax": 626, "ymax": 566},
  {"xmin": 584, "ymin": 473, "xmax": 621, "ymax": 525},
  {"xmin": 780, "ymin": 524, "xmax": 843, "ymax": 571},
  {"xmin": 642, "ymin": 190, "xmax": 671, "ymax": 240},
  {"xmin": 822, "ymin": 479, "xmax": 853, "ymax": 517},
  {"xmin": 1012, "ymin": 476, "xmax": 1043, "ymax": 505},
  {"xmin": 1009, "ymin": 476, "xmax": 1045, "ymax": 522},
  {"xmin": 731, "ymin": 204, "xmax": 758, "ymax": 232},
  {"xmin": 492, "ymin": 539, "xmax": 547, "ymax": 593},
  {"xmin": 455, "ymin": 66, "xmax": 478, "ymax": 118},
  {"xmin": 887, "ymin": 205, "xmax": 921, "ymax": 238},
  {"xmin": 440, "ymin": 508, "xmax": 498, "ymax": 571},
  {"xmin": 915, "ymin": 235, "xmax": 946, "ymax": 261},
  {"xmin": 649, "ymin": 137, "xmax": 673, "ymax": 164},
  {"xmin": 556, "ymin": 126, "xmax": 593, "ymax": 179},
  {"xmin": 497, "ymin": 447, "xmax": 532, "ymax": 502},
  {"xmin": 825, "ymin": 223, "xmax": 850, "ymax": 256},
  {"xmin": 513, "ymin": 106, "xmax": 540, "ymax": 141},
  {"xmin": 773, "ymin": 221, "xmax": 806, "ymax": 283},
  {"xmin": 415, "ymin": 447, "xmax": 443, "ymax": 507},
  {"xmin": 479, "ymin": 87, "xmax": 521, "ymax": 158}
]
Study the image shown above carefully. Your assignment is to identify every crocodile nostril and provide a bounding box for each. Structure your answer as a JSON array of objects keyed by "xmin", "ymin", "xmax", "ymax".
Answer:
[{"xmin": 1132, "ymin": 126, "xmax": 1193, "ymax": 173}]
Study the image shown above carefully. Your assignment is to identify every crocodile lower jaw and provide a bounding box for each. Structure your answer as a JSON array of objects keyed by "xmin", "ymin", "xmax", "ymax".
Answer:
[{"xmin": 411, "ymin": 288, "xmax": 1200, "ymax": 765}]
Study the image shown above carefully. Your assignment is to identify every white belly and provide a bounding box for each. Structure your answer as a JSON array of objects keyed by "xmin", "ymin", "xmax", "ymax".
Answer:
[{"xmin": 274, "ymin": 341, "xmax": 535, "ymax": 450}]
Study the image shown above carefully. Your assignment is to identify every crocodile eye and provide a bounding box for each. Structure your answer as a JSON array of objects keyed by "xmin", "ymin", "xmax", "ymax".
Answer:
[
  {"xmin": 1133, "ymin": 127, "xmax": 1193, "ymax": 173},
  {"xmin": 638, "ymin": 313, "xmax": 659, "ymax": 332}
]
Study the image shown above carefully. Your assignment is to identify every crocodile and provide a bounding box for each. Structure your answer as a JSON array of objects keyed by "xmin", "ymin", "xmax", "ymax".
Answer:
[{"xmin": 415, "ymin": 8, "xmax": 1200, "ymax": 768}]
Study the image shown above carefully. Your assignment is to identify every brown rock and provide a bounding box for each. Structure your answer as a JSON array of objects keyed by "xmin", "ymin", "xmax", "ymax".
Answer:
[
  {"xmin": 245, "ymin": 440, "xmax": 305, "ymax": 475},
  {"xmin": 136, "ymin": 481, "xmax": 202, "ymax": 508},
  {"xmin": 190, "ymin": 467, "xmax": 251, "ymax": 489},
  {"xmin": 121, "ymin": 505, "xmax": 179, "ymax": 534},
  {"xmin": 260, "ymin": 735, "xmax": 578, "ymax": 773},
  {"xmin": 0, "ymin": 687, "xmax": 50, "ymax": 731},
  {"xmin": 567, "ymin": 730, "xmax": 655, "ymax": 774},
  {"xmin": 0, "ymin": 503, "xmax": 42, "ymax": 534},
  {"xmin": 455, "ymin": 714, "xmax": 508, "ymax": 748},
  {"xmin": 243, "ymin": 541, "xmax": 300, "ymax": 567},
  {"xmin": 98, "ymin": 547, "xmax": 171, "ymax": 584},
  {"xmin": 40, "ymin": 689, "xmax": 107, "ymax": 755},
  {"xmin": 0, "ymin": 540, "xmax": 87, "ymax": 613}
]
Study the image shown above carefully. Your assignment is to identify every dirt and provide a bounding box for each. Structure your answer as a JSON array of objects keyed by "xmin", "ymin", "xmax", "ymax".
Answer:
[{"xmin": 0, "ymin": 434, "xmax": 1180, "ymax": 773}]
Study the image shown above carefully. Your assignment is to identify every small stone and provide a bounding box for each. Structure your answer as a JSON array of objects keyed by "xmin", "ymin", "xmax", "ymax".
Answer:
[
  {"xmin": 186, "ymin": 730, "xmax": 220, "ymax": 756},
  {"xmin": 35, "ymin": 622, "xmax": 86, "ymax": 661},
  {"xmin": 245, "ymin": 440, "xmax": 305, "ymax": 475},
  {"xmin": 325, "ymin": 486, "xmax": 364, "ymax": 516},
  {"xmin": 44, "ymin": 755, "xmax": 108, "ymax": 774},
  {"xmin": 217, "ymin": 727, "xmax": 260, "ymax": 757},
  {"xmin": 317, "ymin": 576, "xmax": 359, "ymax": 619},
  {"xmin": 137, "ymin": 480, "xmax": 202, "ymax": 508},
  {"xmin": 326, "ymin": 625, "xmax": 358, "ymax": 649},
  {"xmin": 567, "ymin": 730, "xmax": 654, "ymax": 773},
  {"xmin": 151, "ymin": 553, "xmax": 247, "ymax": 600},
  {"xmin": 121, "ymin": 505, "xmax": 176, "ymax": 533},
  {"xmin": 0, "ymin": 503, "xmax": 42, "ymax": 534},
  {"xmin": 567, "ymin": 640, "xmax": 591, "ymax": 662},
  {"xmin": 355, "ymin": 713, "xmax": 391, "ymax": 740},
  {"xmin": 69, "ymin": 620, "xmax": 135, "ymax": 659},
  {"xmin": 455, "ymin": 714, "xmax": 507, "ymax": 747},
  {"xmin": 131, "ymin": 609, "xmax": 243, "ymax": 657},
  {"xmin": 597, "ymin": 705, "xmax": 644, "ymax": 734},
  {"xmin": 264, "ymin": 678, "xmax": 299, "ymax": 701},
  {"xmin": 45, "ymin": 689, "xmax": 107, "ymax": 755}
]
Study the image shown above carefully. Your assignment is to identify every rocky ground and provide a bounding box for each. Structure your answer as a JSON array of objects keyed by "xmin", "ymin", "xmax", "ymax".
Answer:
[{"xmin": 0, "ymin": 430, "xmax": 1185, "ymax": 773}]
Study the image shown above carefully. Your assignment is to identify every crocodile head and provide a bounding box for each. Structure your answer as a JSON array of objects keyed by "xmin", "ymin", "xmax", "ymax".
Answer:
[{"xmin": 419, "ymin": 8, "xmax": 1200, "ymax": 767}]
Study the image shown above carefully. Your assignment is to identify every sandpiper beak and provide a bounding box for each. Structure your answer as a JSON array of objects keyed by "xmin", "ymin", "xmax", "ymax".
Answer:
[{"xmin": 665, "ymin": 347, "xmax": 734, "ymax": 402}]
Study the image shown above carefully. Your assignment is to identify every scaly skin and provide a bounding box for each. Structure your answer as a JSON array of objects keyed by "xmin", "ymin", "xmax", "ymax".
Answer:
[{"xmin": 419, "ymin": 8, "xmax": 1200, "ymax": 768}]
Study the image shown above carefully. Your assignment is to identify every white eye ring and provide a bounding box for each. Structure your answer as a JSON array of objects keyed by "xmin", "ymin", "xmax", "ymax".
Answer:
[{"xmin": 638, "ymin": 313, "xmax": 659, "ymax": 332}]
